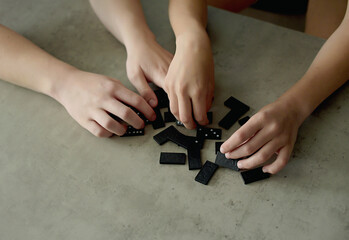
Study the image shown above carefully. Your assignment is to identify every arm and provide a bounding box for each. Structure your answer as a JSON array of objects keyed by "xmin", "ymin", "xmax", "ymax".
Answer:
[
  {"xmin": 89, "ymin": 0, "xmax": 173, "ymax": 107},
  {"xmin": 166, "ymin": 0, "xmax": 214, "ymax": 129},
  {"xmin": 221, "ymin": 1, "xmax": 349, "ymax": 174},
  {"xmin": 0, "ymin": 24, "xmax": 155, "ymax": 137}
]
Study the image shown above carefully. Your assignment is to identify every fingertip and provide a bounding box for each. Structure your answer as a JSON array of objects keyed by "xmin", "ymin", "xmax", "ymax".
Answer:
[{"xmin": 149, "ymin": 98, "xmax": 157, "ymax": 108}]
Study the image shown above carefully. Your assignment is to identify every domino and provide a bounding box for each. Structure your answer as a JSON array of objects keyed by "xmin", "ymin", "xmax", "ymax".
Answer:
[
  {"xmin": 196, "ymin": 127, "xmax": 222, "ymax": 140},
  {"xmin": 219, "ymin": 96, "xmax": 250, "ymax": 130},
  {"xmin": 215, "ymin": 142, "xmax": 224, "ymax": 154},
  {"xmin": 215, "ymin": 152, "xmax": 240, "ymax": 171},
  {"xmin": 121, "ymin": 126, "xmax": 145, "ymax": 137},
  {"xmin": 151, "ymin": 107, "xmax": 165, "ymax": 129},
  {"xmin": 160, "ymin": 152, "xmax": 186, "ymax": 164},
  {"xmin": 238, "ymin": 116, "xmax": 250, "ymax": 126},
  {"xmin": 187, "ymin": 147, "xmax": 202, "ymax": 170},
  {"xmin": 240, "ymin": 167, "xmax": 270, "ymax": 184},
  {"xmin": 195, "ymin": 161, "xmax": 219, "ymax": 185},
  {"xmin": 154, "ymin": 88, "xmax": 169, "ymax": 109}
]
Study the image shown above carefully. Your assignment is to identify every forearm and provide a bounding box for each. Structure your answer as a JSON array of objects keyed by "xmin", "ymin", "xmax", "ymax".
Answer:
[
  {"xmin": 0, "ymin": 24, "xmax": 75, "ymax": 99},
  {"xmin": 169, "ymin": 0, "xmax": 209, "ymax": 46},
  {"xmin": 89, "ymin": 0, "xmax": 154, "ymax": 50},
  {"xmin": 280, "ymin": 19, "xmax": 349, "ymax": 124}
]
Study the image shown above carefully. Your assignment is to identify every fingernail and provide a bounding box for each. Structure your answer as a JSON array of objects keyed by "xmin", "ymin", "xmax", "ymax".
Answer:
[
  {"xmin": 220, "ymin": 146, "xmax": 225, "ymax": 153},
  {"xmin": 262, "ymin": 167, "xmax": 267, "ymax": 173},
  {"xmin": 149, "ymin": 99, "xmax": 157, "ymax": 108},
  {"xmin": 151, "ymin": 113, "xmax": 156, "ymax": 121},
  {"xmin": 237, "ymin": 161, "xmax": 242, "ymax": 168}
]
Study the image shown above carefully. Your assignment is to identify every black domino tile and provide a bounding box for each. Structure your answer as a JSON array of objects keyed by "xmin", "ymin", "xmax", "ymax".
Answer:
[
  {"xmin": 187, "ymin": 147, "xmax": 202, "ymax": 170},
  {"xmin": 196, "ymin": 127, "xmax": 222, "ymax": 140},
  {"xmin": 164, "ymin": 111, "xmax": 176, "ymax": 122},
  {"xmin": 151, "ymin": 107, "xmax": 165, "ymax": 129},
  {"xmin": 240, "ymin": 167, "xmax": 270, "ymax": 184},
  {"xmin": 215, "ymin": 152, "xmax": 240, "ymax": 171},
  {"xmin": 121, "ymin": 126, "xmax": 145, "ymax": 137},
  {"xmin": 108, "ymin": 112, "xmax": 122, "ymax": 122},
  {"xmin": 218, "ymin": 110, "xmax": 240, "ymax": 130},
  {"xmin": 176, "ymin": 112, "xmax": 213, "ymax": 127},
  {"xmin": 167, "ymin": 128, "xmax": 194, "ymax": 150},
  {"xmin": 195, "ymin": 161, "xmax": 219, "ymax": 185},
  {"xmin": 153, "ymin": 126, "xmax": 176, "ymax": 145},
  {"xmin": 238, "ymin": 116, "xmax": 250, "ymax": 126},
  {"xmin": 154, "ymin": 88, "xmax": 169, "ymax": 108},
  {"xmin": 160, "ymin": 152, "xmax": 186, "ymax": 165},
  {"xmin": 175, "ymin": 120, "xmax": 185, "ymax": 127},
  {"xmin": 224, "ymin": 96, "xmax": 250, "ymax": 112},
  {"xmin": 219, "ymin": 96, "xmax": 250, "ymax": 130},
  {"xmin": 215, "ymin": 142, "xmax": 224, "ymax": 154}
]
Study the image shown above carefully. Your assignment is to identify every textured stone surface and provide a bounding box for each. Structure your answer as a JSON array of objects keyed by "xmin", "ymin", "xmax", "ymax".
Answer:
[{"xmin": 0, "ymin": 0, "xmax": 348, "ymax": 239}]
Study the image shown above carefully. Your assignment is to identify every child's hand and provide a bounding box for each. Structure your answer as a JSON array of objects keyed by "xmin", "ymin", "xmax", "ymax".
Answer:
[
  {"xmin": 126, "ymin": 37, "xmax": 173, "ymax": 108},
  {"xmin": 164, "ymin": 32, "xmax": 214, "ymax": 129},
  {"xmin": 55, "ymin": 69, "xmax": 156, "ymax": 137},
  {"xmin": 220, "ymin": 98, "xmax": 303, "ymax": 174}
]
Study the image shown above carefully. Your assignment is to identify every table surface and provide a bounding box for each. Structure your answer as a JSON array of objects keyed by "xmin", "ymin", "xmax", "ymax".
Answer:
[{"xmin": 0, "ymin": 0, "xmax": 348, "ymax": 239}]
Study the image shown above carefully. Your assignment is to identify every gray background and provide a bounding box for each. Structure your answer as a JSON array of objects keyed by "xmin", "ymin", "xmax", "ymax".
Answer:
[{"xmin": 0, "ymin": 0, "xmax": 348, "ymax": 239}]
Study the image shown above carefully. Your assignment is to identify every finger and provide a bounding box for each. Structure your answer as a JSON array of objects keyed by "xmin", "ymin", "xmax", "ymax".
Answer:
[
  {"xmin": 114, "ymin": 86, "xmax": 156, "ymax": 122},
  {"xmin": 225, "ymin": 127, "xmax": 272, "ymax": 159},
  {"xmin": 103, "ymin": 100, "xmax": 144, "ymax": 130},
  {"xmin": 220, "ymin": 116, "xmax": 263, "ymax": 153},
  {"xmin": 236, "ymin": 139, "xmax": 280, "ymax": 170},
  {"xmin": 178, "ymin": 94, "xmax": 196, "ymax": 129},
  {"xmin": 169, "ymin": 91, "xmax": 179, "ymax": 120},
  {"xmin": 192, "ymin": 94, "xmax": 209, "ymax": 126},
  {"xmin": 85, "ymin": 120, "xmax": 113, "ymax": 138},
  {"xmin": 206, "ymin": 82, "xmax": 214, "ymax": 112},
  {"xmin": 262, "ymin": 145, "xmax": 293, "ymax": 174},
  {"xmin": 128, "ymin": 67, "xmax": 158, "ymax": 108},
  {"xmin": 93, "ymin": 110, "xmax": 128, "ymax": 136}
]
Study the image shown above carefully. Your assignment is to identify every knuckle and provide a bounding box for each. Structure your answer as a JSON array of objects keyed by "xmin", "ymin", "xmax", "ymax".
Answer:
[
  {"xmin": 244, "ymin": 145, "xmax": 255, "ymax": 155},
  {"xmin": 134, "ymin": 96, "xmax": 144, "ymax": 106},
  {"xmin": 94, "ymin": 128, "xmax": 108, "ymax": 138},
  {"xmin": 235, "ymin": 132, "xmax": 245, "ymax": 142},
  {"xmin": 104, "ymin": 119, "xmax": 115, "ymax": 130},
  {"xmin": 119, "ymin": 108, "xmax": 133, "ymax": 120}
]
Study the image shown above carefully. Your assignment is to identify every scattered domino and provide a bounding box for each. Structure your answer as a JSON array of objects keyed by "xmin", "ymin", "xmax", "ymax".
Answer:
[
  {"xmin": 195, "ymin": 161, "xmax": 219, "ymax": 185},
  {"xmin": 215, "ymin": 142, "xmax": 224, "ymax": 154},
  {"xmin": 160, "ymin": 152, "xmax": 186, "ymax": 165},
  {"xmin": 154, "ymin": 88, "xmax": 169, "ymax": 108},
  {"xmin": 219, "ymin": 96, "xmax": 250, "ymax": 130},
  {"xmin": 188, "ymin": 147, "xmax": 202, "ymax": 170},
  {"xmin": 240, "ymin": 167, "xmax": 270, "ymax": 184},
  {"xmin": 121, "ymin": 126, "xmax": 145, "ymax": 137},
  {"xmin": 196, "ymin": 127, "xmax": 222, "ymax": 140},
  {"xmin": 238, "ymin": 116, "xmax": 250, "ymax": 126},
  {"xmin": 164, "ymin": 111, "xmax": 176, "ymax": 123},
  {"xmin": 152, "ymin": 107, "xmax": 165, "ymax": 129},
  {"xmin": 215, "ymin": 152, "xmax": 240, "ymax": 171}
]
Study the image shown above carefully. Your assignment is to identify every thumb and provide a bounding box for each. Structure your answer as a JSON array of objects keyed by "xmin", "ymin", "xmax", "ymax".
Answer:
[{"xmin": 128, "ymin": 67, "xmax": 158, "ymax": 108}]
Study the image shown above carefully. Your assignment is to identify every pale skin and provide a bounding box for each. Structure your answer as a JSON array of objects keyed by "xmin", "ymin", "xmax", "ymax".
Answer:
[
  {"xmin": 220, "ymin": 0, "xmax": 349, "ymax": 174},
  {"xmin": 0, "ymin": 24, "xmax": 156, "ymax": 137},
  {"xmin": 90, "ymin": 0, "xmax": 214, "ymax": 129}
]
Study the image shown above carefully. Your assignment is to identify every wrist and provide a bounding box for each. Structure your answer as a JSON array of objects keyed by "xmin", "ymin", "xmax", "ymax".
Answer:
[
  {"xmin": 124, "ymin": 26, "xmax": 156, "ymax": 52},
  {"xmin": 277, "ymin": 91, "xmax": 312, "ymax": 126},
  {"xmin": 45, "ymin": 63, "xmax": 79, "ymax": 104},
  {"xmin": 175, "ymin": 27, "xmax": 210, "ymax": 51}
]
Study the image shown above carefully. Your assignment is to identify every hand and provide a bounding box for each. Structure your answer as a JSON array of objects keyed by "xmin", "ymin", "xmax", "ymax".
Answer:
[
  {"xmin": 220, "ymin": 98, "xmax": 303, "ymax": 174},
  {"xmin": 164, "ymin": 31, "xmax": 214, "ymax": 129},
  {"xmin": 126, "ymin": 36, "xmax": 173, "ymax": 108},
  {"xmin": 54, "ymin": 69, "xmax": 156, "ymax": 137}
]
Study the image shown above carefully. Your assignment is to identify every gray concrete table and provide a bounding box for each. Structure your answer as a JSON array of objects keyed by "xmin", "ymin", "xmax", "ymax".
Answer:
[{"xmin": 0, "ymin": 0, "xmax": 348, "ymax": 239}]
